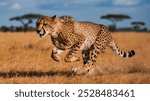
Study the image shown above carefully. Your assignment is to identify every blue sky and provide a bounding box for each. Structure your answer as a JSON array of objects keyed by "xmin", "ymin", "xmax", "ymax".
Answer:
[{"xmin": 0, "ymin": 0, "xmax": 150, "ymax": 29}]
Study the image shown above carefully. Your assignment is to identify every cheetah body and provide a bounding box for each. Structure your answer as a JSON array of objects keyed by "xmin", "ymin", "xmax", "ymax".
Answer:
[{"xmin": 36, "ymin": 15, "xmax": 135, "ymax": 75}]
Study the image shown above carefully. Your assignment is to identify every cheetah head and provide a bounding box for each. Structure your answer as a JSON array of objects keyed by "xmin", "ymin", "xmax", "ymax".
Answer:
[{"xmin": 36, "ymin": 15, "xmax": 59, "ymax": 38}]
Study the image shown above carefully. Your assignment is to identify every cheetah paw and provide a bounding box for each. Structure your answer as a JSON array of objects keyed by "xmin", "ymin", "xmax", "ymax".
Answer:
[
  {"xmin": 51, "ymin": 54, "xmax": 61, "ymax": 62},
  {"xmin": 65, "ymin": 56, "xmax": 80, "ymax": 62},
  {"xmin": 71, "ymin": 67, "xmax": 89, "ymax": 75}
]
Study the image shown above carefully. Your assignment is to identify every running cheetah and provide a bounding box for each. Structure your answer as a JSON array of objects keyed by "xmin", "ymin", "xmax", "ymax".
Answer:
[{"xmin": 36, "ymin": 15, "xmax": 135, "ymax": 75}]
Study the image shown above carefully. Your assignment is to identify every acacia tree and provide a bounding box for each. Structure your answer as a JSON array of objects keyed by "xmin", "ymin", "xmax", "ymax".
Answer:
[
  {"xmin": 131, "ymin": 21, "xmax": 145, "ymax": 31},
  {"xmin": 10, "ymin": 13, "xmax": 43, "ymax": 32},
  {"xmin": 100, "ymin": 14, "xmax": 131, "ymax": 30}
]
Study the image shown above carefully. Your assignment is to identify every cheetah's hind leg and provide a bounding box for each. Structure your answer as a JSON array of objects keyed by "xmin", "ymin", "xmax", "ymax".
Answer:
[
  {"xmin": 82, "ymin": 50, "xmax": 90, "ymax": 64},
  {"xmin": 71, "ymin": 41, "xmax": 105, "ymax": 75}
]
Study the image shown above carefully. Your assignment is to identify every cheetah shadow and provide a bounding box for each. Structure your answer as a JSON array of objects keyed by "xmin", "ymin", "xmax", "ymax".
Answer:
[{"xmin": 0, "ymin": 70, "xmax": 74, "ymax": 78}]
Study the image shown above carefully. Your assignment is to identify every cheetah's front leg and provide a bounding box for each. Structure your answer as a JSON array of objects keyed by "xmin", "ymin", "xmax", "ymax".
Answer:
[
  {"xmin": 64, "ymin": 43, "xmax": 81, "ymax": 62},
  {"xmin": 65, "ymin": 38, "xmax": 84, "ymax": 62},
  {"xmin": 52, "ymin": 48, "xmax": 64, "ymax": 62}
]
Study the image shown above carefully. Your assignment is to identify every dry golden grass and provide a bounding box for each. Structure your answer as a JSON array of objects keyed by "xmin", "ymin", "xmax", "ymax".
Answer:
[{"xmin": 0, "ymin": 31, "xmax": 150, "ymax": 84}]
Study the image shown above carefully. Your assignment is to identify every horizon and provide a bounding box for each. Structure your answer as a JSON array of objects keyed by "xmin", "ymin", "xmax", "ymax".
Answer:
[{"xmin": 0, "ymin": 0, "xmax": 150, "ymax": 30}]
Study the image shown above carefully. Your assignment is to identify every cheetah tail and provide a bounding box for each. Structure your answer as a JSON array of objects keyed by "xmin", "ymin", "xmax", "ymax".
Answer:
[{"xmin": 109, "ymin": 41, "xmax": 135, "ymax": 58}]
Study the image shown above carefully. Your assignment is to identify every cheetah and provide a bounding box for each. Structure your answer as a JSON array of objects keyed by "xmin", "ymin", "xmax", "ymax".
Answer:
[{"xmin": 36, "ymin": 15, "xmax": 135, "ymax": 75}]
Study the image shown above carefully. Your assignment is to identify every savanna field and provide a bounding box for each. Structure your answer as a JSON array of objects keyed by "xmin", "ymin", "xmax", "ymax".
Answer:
[{"xmin": 0, "ymin": 31, "xmax": 150, "ymax": 84}]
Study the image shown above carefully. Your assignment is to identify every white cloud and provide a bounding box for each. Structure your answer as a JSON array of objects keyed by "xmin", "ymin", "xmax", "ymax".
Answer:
[
  {"xmin": 113, "ymin": 0, "xmax": 140, "ymax": 6},
  {"xmin": 10, "ymin": 2, "xmax": 21, "ymax": 10}
]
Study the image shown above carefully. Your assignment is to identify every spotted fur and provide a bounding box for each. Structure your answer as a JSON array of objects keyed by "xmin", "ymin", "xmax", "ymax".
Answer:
[{"xmin": 36, "ymin": 15, "xmax": 135, "ymax": 75}]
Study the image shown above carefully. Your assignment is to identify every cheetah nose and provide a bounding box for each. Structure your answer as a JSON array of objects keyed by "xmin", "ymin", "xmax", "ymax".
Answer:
[{"xmin": 37, "ymin": 30, "xmax": 41, "ymax": 33}]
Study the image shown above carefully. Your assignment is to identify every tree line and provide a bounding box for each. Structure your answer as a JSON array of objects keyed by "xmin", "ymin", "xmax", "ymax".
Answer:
[
  {"xmin": 0, "ymin": 13, "xmax": 42, "ymax": 32},
  {"xmin": 0, "ymin": 13, "xmax": 148, "ymax": 32},
  {"xmin": 101, "ymin": 14, "xmax": 147, "ymax": 31}
]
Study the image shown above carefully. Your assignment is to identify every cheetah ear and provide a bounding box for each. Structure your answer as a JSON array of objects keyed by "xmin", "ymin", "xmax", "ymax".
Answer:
[
  {"xmin": 51, "ymin": 15, "xmax": 57, "ymax": 23},
  {"xmin": 52, "ymin": 15, "xmax": 56, "ymax": 20}
]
